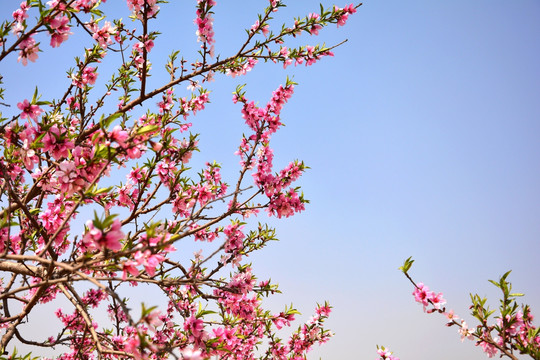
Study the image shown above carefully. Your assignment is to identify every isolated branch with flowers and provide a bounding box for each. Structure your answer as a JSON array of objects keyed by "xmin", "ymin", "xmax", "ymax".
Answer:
[
  {"xmin": 376, "ymin": 258, "xmax": 540, "ymax": 360},
  {"xmin": 0, "ymin": 0, "xmax": 360, "ymax": 359}
]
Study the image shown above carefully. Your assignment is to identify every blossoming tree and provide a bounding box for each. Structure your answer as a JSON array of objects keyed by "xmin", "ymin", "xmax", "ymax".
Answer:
[{"xmin": 0, "ymin": 0, "xmax": 359, "ymax": 359}]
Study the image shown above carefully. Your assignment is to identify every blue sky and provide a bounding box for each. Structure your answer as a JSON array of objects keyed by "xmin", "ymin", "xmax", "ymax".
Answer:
[{"xmin": 1, "ymin": 1, "xmax": 540, "ymax": 359}]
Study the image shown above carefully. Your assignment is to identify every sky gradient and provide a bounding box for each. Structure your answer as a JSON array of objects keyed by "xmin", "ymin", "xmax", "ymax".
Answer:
[{"xmin": 1, "ymin": 1, "xmax": 539, "ymax": 359}]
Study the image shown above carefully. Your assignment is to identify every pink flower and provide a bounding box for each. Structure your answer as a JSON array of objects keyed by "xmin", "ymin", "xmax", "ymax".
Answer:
[
  {"xmin": 430, "ymin": 291, "xmax": 446, "ymax": 310},
  {"xmin": 444, "ymin": 309, "xmax": 459, "ymax": 324},
  {"xmin": 82, "ymin": 67, "xmax": 98, "ymax": 85},
  {"xmin": 335, "ymin": 4, "xmax": 356, "ymax": 27},
  {"xmin": 194, "ymin": 1, "xmax": 216, "ymax": 57},
  {"xmin": 91, "ymin": 21, "xmax": 116, "ymax": 48},
  {"xmin": 412, "ymin": 282, "xmax": 432, "ymax": 308},
  {"xmin": 17, "ymin": 99, "xmax": 43, "ymax": 120},
  {"xmin": 83, "ymin": 219, "xmax": 124, "ymax": 252},
  {"xmin": 12, "ymin": 22, "xmax": 24, "ymax": 37},
  {"xmin": 144, "ymin": 39, "xmax": 154, "ymax": 52},
  {"xmin": 127, "ymin": 0, "xmax": 160, "ymax": 18},
  {"xmin": 144, "ymin": 309, "xmax": 163, "ymax": 330},
  {"xmin": 478, "ymin": 340, "xmax": 498, "ymax": 358},
  {"xmin": 134, "ymin": 250, "xmax": 165, "ymax": 276},
  {"xmin": 308, "ymin": 13, "xmax": 322, "ymax": 35},
  {"xmin": 180, "ymin": 348, "xmax": 203, "ymax": 360},
  {"xmin": 184, "ymin": 315, "xmax": 205, "ymax": 339},
  {"xmin": 315, "ymin": 304, "xmax": 332, "ymax": 317},
  {"xmin": 49, "ymin": 15, "xmax": 71, "ymax": 48},
  {"xmin": 412, "ymin": 282, "xmax": 446, "ymax": 312},
  {"xmin": 109, "ymin": 125, "xmax": 129, "ymax": 147},
  {"xmin": 251, "ymin": 20, "xmax": 270, "ymax": 37},
  {"xmin": 42, "ymin": 125, "xmax": 74, "ymax": 160},
  {"xmin": 20, "ymin": 138, "xmax": 38, "ymax": 170},
  {"xmin": 56, "ymin": 161, "xmax": 83, "ymax": 195},
  {"xmin": 377, "ymin": 347, "xmax": 399, "ymax": 360},
  {"xmin": 105, "ymin": 219, "xmax": 124, "ymax": 251},
  {"xmin": 267, "ymin": 189, "xmax": 305, "ymax": 218},
  {"xmin": 156, "ymin": 160, "xmax": 176, "ymax": 183},
  {"xmin": 459, "ymin": 320, "xmax": 475, "ymax": 342},
  {"xmin": 17, "ymin": 36, "xmax": 39, "ymax": 65},
  {"xmin": 13, "ymin": 3, "xmax": 29, "ymax": 23},
  {"xmin": 272, "ymin": 312, "xmax": 295, "ymax": 329},
  {"xmin": 122, "ymin": 260, "xmax": 139, "ymax": 280},
  {"xmin": 124, "ymin": 334, "xmax": 142, "ymax": 359}
]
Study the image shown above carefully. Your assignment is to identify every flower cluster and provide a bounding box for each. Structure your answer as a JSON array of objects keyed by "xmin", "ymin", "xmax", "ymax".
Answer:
[
  {"xmin": 127, "ymin": 0, "xmax": 160, "ymax": 19},
  {"xmin": 376, "ymin": 347, "xmax": 399, "ymax": 360},
  {"xmin": 17, "ymin": 99, "xmax": 42, "ymax": 120},
  {"xmin": 195, "ymin": 0, "xmax": 216, "ymax": 57},
  {"xmin": 226, "ymin": 57, "xmax": 258, "ymax": 78},
  {"xmin": 82, "ymin": 218, "xmax": 125, "ymax": 252},
  {"xmin": 17, "ymin": 36, "xmax": 39, "ymax": 65},
  {"xmin": 89, "ymin": 20, "xmax": 116, "ymax": 49},
  {"xmin": 48, "ymin": 15, "xmax": 72, "ymax": 48},
  {"xmin": 335, "ymin": 4, "xmax": 358, "ymax": 27},
  {"xmin": 233, "ymin": 83, "xmax": 308, "ymax": 218},
  {"xmin": 412, "ymin": 282, "xmax": 446, "ymax": 312}
]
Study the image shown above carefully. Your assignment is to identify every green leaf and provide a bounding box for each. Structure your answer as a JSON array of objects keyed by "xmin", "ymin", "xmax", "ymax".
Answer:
[
  {"xmin": 140, "ymin": 303, "xmax": 158, "ymax": 317},
  {"xmin": 84, "ymin": 184, "xmax": 112, "ymax": 197},
  {"xmin": 197, "ymin": 309, "xmax": 216, "ymax": 317},
  {"xmin": 398, "ymin": 256, "xmax": 414, "ymax": 273},
  {"xmin": 136, "ymin": 124, "xmax": 159, "ymax": 135},
  {"xmin": 100, "ymin": 112, "xmax": 122, "ymax": 129},
  {"xmin": 31, "ymin": 87, "xmax": 39, "ymax": 103}
]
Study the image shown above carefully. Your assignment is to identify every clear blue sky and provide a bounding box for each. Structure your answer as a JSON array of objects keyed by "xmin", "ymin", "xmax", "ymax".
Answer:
[{"xmin": 1, "ymin": 1, "xmax": 539, "ymax": 359}]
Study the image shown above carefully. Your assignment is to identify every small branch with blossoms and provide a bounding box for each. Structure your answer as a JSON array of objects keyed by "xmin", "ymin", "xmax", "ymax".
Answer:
[{"xmin": 377, "ymin": 258, "xmax": 540, "ymax": 360}]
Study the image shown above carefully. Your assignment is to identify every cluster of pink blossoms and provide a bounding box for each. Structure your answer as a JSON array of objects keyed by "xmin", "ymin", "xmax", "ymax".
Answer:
[
  {"xmin": 195, "ymin": 0, "xmax": 216, "ymax": 57},
  {"xmin": 12, "ymin": 1, "xmax": 29, "ymax": 23},
  {"xmin": 286, "ymin": 306, "xmax": 334, "ymax": 357},
  {"xmin": 234, "ymin": 83, "xmax": 307, "ymax": 218},
  {"xmin": 17, "ymin": 36, "xmax": 39, "ymax": 65},
  {"xmin": 251, "ymin": 20, "xmax": 270, "ymax": 37},
  {"xmin": 131, "ymin": 37, "xmax": 154, "ymax": 78},
  {"xmin": 412, "ymin": 282, "xmax": 447, "ymax": 312},
  {"xmin": 307, "ymin": 13, "xmax": 323, "ymax": 35},
  {"xmin": 46, "ymin": 0, "xmax": 100, "ymax": 12},
  {"xmin": 71, "ymin": 66, "xmax": 98, "ymax": 88},
  {"xmin": 12, "ymin": 1, "xmax": 29, "ymax": 37},
  {"xmin": 127, "ymin": 0, "xmax": 160, "ymax": 19},
  {"xmin": 89, "ymin": 20, "xmax": 116, "ymax": 48},
  {"xmin": 48, "ymin": 15, "xmax": 72, "ymax": 48},
  {"xmin": 38, "ymin": 195, "xmax": 75, "ymax": 254},
  {"xmin": 278, "ymin": 45, "xmax": 335, "ymax": 69},
  {"xmin": 335, "ymin": 4, "xmax": 358, "ymax": 27},
  {"xmin": 43, "ymin": 125, "xmax": 75, "ymax": 160},
  {"xmin": 376, "ymin": 347, "xmax": 399, "ymax": 360},
  {"xmin": 226, "ymin": 58, "xmax": 258, "ymax": 78},
  {"xmin": 122, "ymin": 249, "xmax": 166, "ymax": 279},
  {"xmin": 82, "ymin": 218, "xmax": 125, "ymax": 252},
  {"xmin": 13, "ymin": 0, "xmax": 94, "ymax": 64}
]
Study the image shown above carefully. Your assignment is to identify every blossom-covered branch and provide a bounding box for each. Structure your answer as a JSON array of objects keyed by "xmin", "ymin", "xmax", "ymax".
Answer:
[{"xmin": 377, "ymin": 258, "xmax": 540, "ymax": 360}]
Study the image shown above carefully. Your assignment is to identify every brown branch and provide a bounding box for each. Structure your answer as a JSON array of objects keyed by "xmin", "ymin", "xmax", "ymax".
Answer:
[
  {"xmin": 57, "ymin": 283, "xmax": 104, "ymax": 357},
  {"xmin": 0, "ymin": 261, "xmax": 41, "ymax": 277}
]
